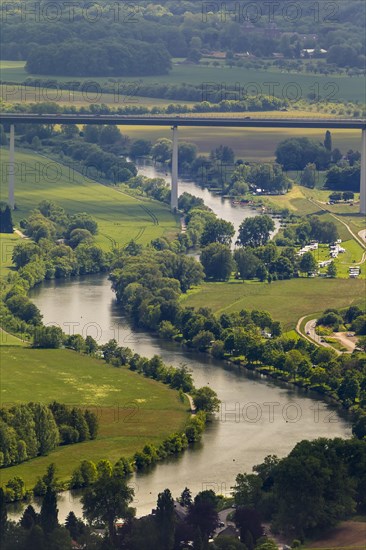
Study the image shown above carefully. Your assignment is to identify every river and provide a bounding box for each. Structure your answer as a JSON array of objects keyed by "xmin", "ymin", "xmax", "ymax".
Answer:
[
  {"xmin": 136, "ymin": 159, "xmax": 281, "ymax": 242},
  {"xmin": 22, "ymin": 273, "xmax": 351, "ymax": 520},
  {"xmin": 9, "ymin": 165, "xmax": 350, "ymax": 520}
]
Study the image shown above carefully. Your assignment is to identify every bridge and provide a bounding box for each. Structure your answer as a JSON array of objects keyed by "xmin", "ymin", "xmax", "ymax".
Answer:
[{"xmin": 1, "ymin": 113, "xmax": 365, "ymax": 214}]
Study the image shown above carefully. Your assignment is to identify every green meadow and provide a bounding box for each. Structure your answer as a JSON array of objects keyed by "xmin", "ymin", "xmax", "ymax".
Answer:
[
  {"xmin": 1, "ymin": 60, "xmax": 365, "ymax": 102},
  {"xmin": 183, "ymin": 278, "xmax": 366, "ymax": 332},
  {"xmin": 0, "ymin": 232, "xmax": 20, "ymax": 278},
  {"xmin": 0, "ymin": 347, "xmax": 189, "ymax": 487},
  {"xmin": 0, "ymin": 149, "xmax": 179, "ymax": 250}
]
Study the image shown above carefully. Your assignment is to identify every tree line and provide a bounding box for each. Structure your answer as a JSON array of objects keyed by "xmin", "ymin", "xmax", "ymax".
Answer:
[
  {"xmin": 1, "ymin": 202, "xmax": 110, "ymax": 339},
  {"xmin": 0, "ymin": 402, "xmax": 98, "ymax": 474},
  {"xmin": 233, "ymin": 436, "xmax": 366, "ymax": 540},
  {"xmin": 25, "ymin": 40, "xmax": 171, "ymax": 77},
  {"xmin": 2, "ymin": 1, "xmax": 364, "ymax": 71}
]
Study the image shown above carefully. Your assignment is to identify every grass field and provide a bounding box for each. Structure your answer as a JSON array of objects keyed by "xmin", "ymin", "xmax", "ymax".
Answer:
[
  {"xmin": 0, "ymin": 347, "xmax": 189, "ymax": 487},
  {"xmin": 118, "ymin": 126, "xmax": 361, "ymax": 162},
  {"xmin": 1, "ymin": 60, "xmax": 365, "ymax": 103},
  {"xmin": 0, "ymin": 149, "xmax": 179, "ymax": 250},
  {"xmin": 304, "ymin": 519, "xmax": 366, "ymax": 549},
  {"xmin": 0, "ymin": 232, "xmax": 20, "ymax": 279},
  {"xmin": 182, "ymin": 278, "xmax": 366, "ymax": 331},
  {"xmin": 0, "ymin": 83, "xmax": 194, "ymax": 108},
  {"xmin": 0, "ymin": 329, "xmax": 26, "ymax": 347}
]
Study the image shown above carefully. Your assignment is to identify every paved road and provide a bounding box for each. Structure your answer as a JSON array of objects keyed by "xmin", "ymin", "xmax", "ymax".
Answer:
[
  {"xmin": 1, "ymin": 113, "xmax": 366, "ymax": 129},
  {"xmin": 299, "ymin": 318, "xmax": 342, "ymax": 355},
  {"xmin": 308, "ymin": 198, "xmax": 366, "ymax": 262}
]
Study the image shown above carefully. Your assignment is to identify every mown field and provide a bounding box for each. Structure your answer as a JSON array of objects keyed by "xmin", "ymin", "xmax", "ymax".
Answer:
[
  {"xmin": 0, "ymin": 149, "xmax": 179, "ymax": 250},
  {"xmin": 1, "ymin": 60, "xmax": 365, "ymax": 102},
  {"xmin": 183, "ymin": 278, "xmax": 366, "ymax": 331},
  {"xmin": 0, "ymin": 346, "xmax": 189, "ymax": 487}
]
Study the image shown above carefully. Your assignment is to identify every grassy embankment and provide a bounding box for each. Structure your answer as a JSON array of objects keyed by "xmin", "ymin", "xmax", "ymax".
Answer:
[
  {"xmin": 0, "ymin": 148, "xmax": 179, "ymax": 251},
  {"xmin": 0, "ymin": 346, "xmax": 190, "ymax": 488}
]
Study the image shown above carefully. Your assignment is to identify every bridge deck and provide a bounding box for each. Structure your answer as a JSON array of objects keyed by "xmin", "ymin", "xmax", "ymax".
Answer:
[{"xmin": 1, "ymin": 113, "xmax": 365, "ymax": 129}]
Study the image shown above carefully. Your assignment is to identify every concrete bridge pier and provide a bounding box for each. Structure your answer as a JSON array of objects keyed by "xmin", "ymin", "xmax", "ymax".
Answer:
[
  {"xmin": 361, "ymin": 128, "xmax": 366, "ymax": 215},
  {"xmin": 8, "ymin": 124, "xmax": 15, "ymax": 209},
  {"xmin": 171, "ymin": 125, "xmax": 178, "ymax": 212}
]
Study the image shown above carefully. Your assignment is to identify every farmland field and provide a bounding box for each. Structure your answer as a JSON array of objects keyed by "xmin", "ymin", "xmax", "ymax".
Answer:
[
  {"xmin": 0, "ymin": 347, "xmax": 189, "ymax": 487},
  {"xmin": 1, "ymin": 60, "xmax": 365, "ymax": 103},
  {"xmin": 0, "ymin": 149, "xmax": 179, "ymax": 250},
  {"xmin": 120, "ymin": 126, "xmax": 361, "ymax": 162},
  {"xmin": 183, "ymin": 278, "xmax": 366, "ymax": 331}
]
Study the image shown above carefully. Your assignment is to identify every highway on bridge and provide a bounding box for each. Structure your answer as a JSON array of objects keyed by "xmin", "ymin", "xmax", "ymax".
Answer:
[{"xmin": 1, "ymin": 113, "xmax": 366, "ymax": 129}]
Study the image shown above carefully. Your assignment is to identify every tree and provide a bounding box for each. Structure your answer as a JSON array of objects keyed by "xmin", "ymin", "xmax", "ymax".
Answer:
[
  {"xmin": 234, "ymin": 248, "xmax": 262, "ymax": 280},
  {"xmin": 343, "ymin": 191, "xmax": 354, "ymax": 201},
  {"xmin": 200, "ymin": 218, "xmax": 235, "ymax": 247},
  {"xmin": 60, "ymin": 124, "xmax": 78, "ymax": 138},
  {"xmin": 200, "ymin": 243, "xmax": 235, "ymax": 281},
  {"xmin": 356, "ymin": 336, "xmax": 366, "ymax": 352},
  {"xmin": 192, "ymin": 330, "xmax": 215, "ymax": 351},
  {"xmin": 29, "ymin": 404, "xmax": 59, "ymax": 455},
  {"xmin": 352, "ymin": 415, "xmax": 366, "ymax": 440},
  {"xmin": 187, "ymin": 490, "xmax": 219, "ymax": 540},
  {"xmin": 299, "ymin": 252, "xmax": 317, "ymax": 275},
  {"xmin": 179, "ymin": 142, "xmax": 198, "ymax": 165},
  {"xmin": 0, "ymin": 124, "xmax": 7, "ymax": 145},
  {"xmin": 130, "ymin": 139, "xmax": 152, "ymax": 158},
  {"xmin": 69, "ymin": 228, "xmax": 94, "ymax": 248},
  {"xmin": 193, "ymin": 387, "xmax": 220, "ymax": 413},
  {"xmin": 180, "ymin": 487, "xmax": 192, "ymax": 507},
  {"xmin": 0, "ymin": 204, "xmax": 13, "ymax": 233},
  {"xmin": 155, "ymin": 489, "xmax": 175, "ymax": 550},
  {"xmin": 85, "ymin": 335, "xmax": 98, "ymax": 355},
  {"xmin": 99, "ymin": 125, "xmax": 122, "ymax": 145},
  {"xmin": 338, "ymin": 373, "xmax": 360, "ymax": 405},
  {"xmin": 234, "ymin": 506, "xmax": 264, "ymax": 543},
  {"xmin": 327, "ymin": 261, "xmax": 337, "ymax": 278},
  {"xmin": 324, "ymin": 130, "xmax": 332, "ymax": 152},
  {"xmin": 81, "ymin": 468, "xmax": 134, "ymax": 544},
  {"xmin": 0, "ymin": 488, "xmax": 7, "ymax": 543},
  {"xmin": 237, "ymin": 216, "xmax": 275, "ymax": 248},
  {"xmin": 20, "ymin": 505, "xmax": 39, "ymax": 530},
  {"xmin": 300, "ymin": 163, "xmax": 316, "ymax": 188},
  {"xmin": 33, "ymin": 326, "xmax": 64, "ymax": 348},
  {"xmin": 31, "ymin": 136, "xmax": 41, "ymax": 150},
  {"xmin": 275, "ymin": 137, "xmax": 331, "ymax": 170},
  {"xmin": 40, "ymin": 486, "xmax": 58, "ymax": 533},
  {"xmin": 151, "ymin": 138, "xmax": 172, "ymax": 163},
  {"xmin": 65, "ymin": 511, "xmax": 85, "ymax": 540},
  {"xmin": 84, "ymin": 410, "xmax": 98, "ymax": 439}
]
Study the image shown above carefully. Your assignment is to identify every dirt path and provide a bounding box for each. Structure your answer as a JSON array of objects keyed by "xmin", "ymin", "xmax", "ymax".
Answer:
[
  {"xmin": 185, "ymin": 393, "xmax": 196, "ymax": 413},
  {"xmin": 14, "ymin": 228, "xmax": 28, "ymax": 239}
]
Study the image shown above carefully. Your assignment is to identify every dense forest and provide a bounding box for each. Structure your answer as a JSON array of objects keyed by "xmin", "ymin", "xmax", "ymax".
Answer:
[{"xmin": 1, "ymin": 0, "xmax": 365, "ymax": 74}]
